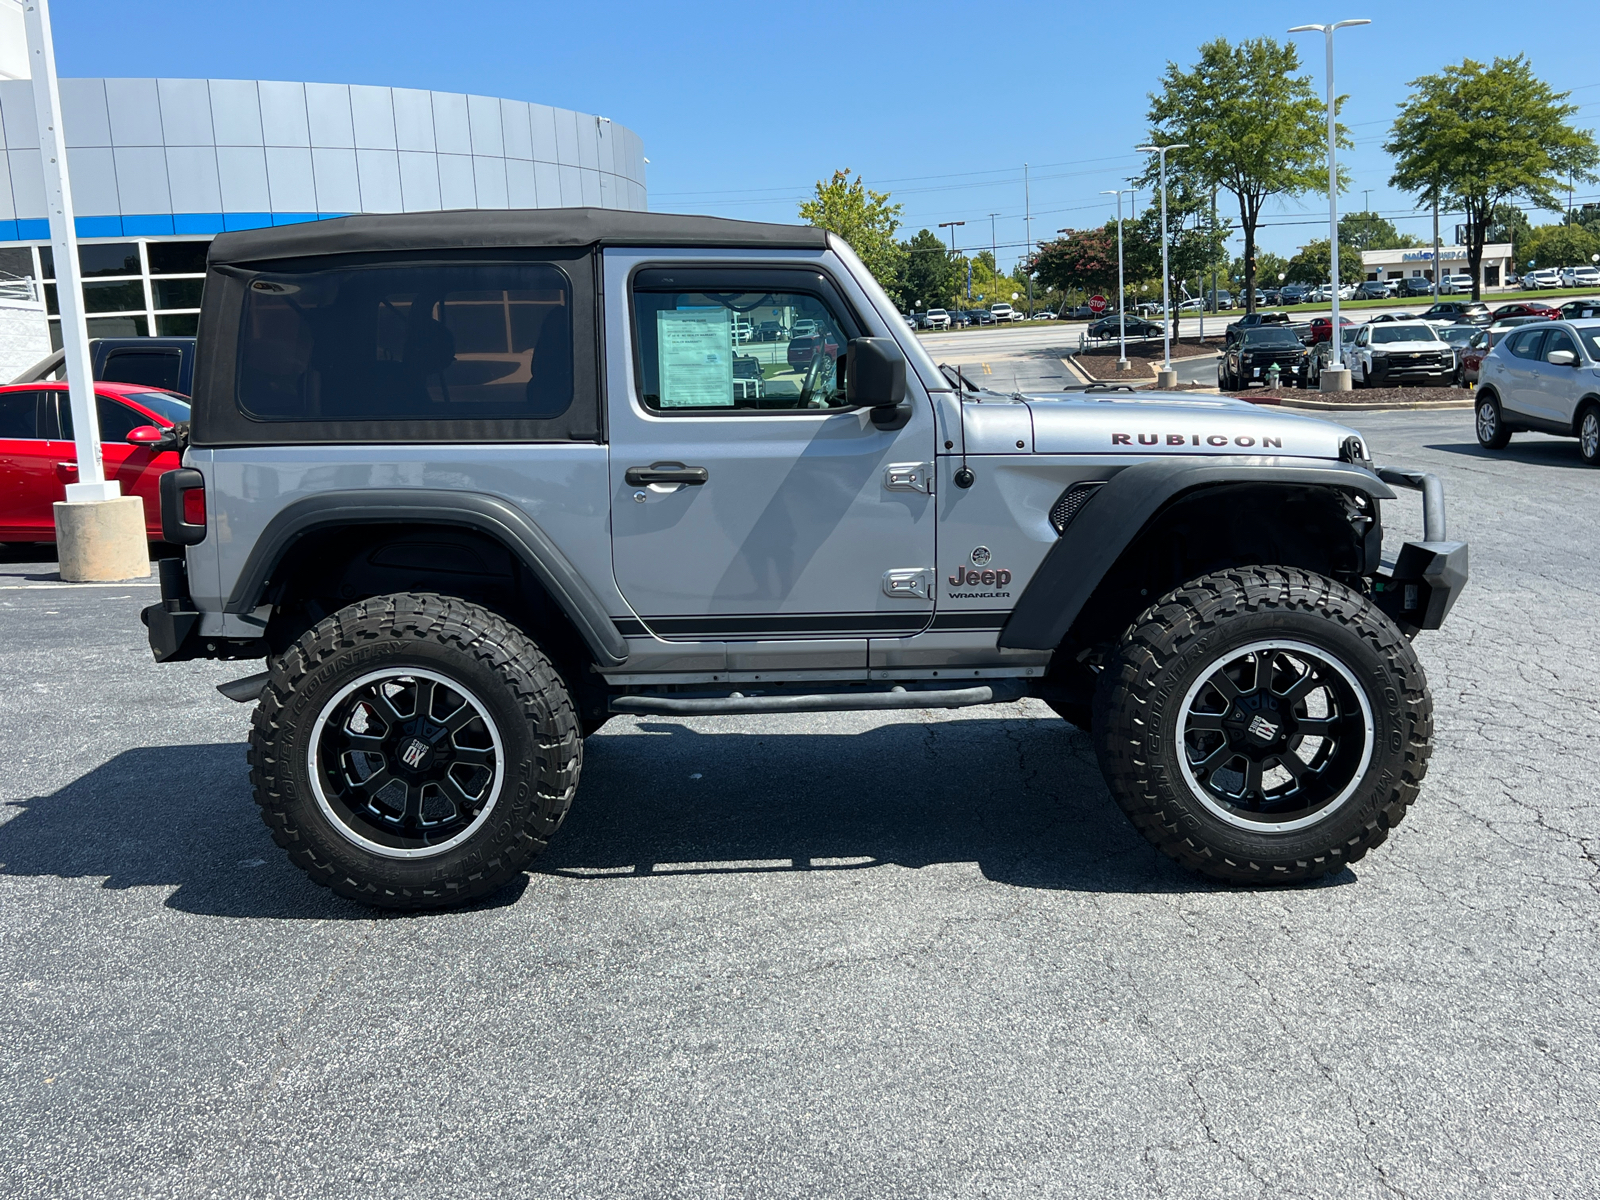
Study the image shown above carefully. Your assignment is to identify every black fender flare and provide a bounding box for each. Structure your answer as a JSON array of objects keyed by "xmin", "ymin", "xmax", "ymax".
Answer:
[
  {"xmin": 996, "ymin": 457, "xmax": 1396, "ymax": 652},
  {"xmin": 225, "ymin": 489, "xmax": 629, "ymax": 667}
]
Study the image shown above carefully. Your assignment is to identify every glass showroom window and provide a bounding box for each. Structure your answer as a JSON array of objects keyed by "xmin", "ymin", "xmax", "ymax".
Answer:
[{"xmin": 33, "ymin": 238, "xmax": 207, "ymax": 348}]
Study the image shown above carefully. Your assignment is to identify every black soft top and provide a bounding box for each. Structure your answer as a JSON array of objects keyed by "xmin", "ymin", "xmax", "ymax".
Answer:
[{"xmin": 207, "ymin": 207, "xmax": 829, "ymax": 266}]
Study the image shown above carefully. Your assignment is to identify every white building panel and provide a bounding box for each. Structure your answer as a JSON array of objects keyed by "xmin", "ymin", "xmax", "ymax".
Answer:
[
  {"xmin": 467, "ymin": 94, "xmax": 503, "ymax": 158},
  {"xmin": 216, "ymin": 146, "xmax": 271, "ymax": 212},
  {"xmin": 305, "ymin": 83, "xmax": 355, "ymax": 149},
  {"xmin": 264, "ymin": 145, "xmax": 316, "ymax": 211},
  {"xmin": 59, "ymin": 79, "xmax": 111, "ymax": 148},
  {"xmin": 208, "ymin": 80, "xmax": 263, "ymax": 146},
  {"xmin": 472, "ymin": 156, "xmax": 508, "ymax": 209},
  {"xmin": 579, "ymin": 167, "xmax": 601, "ymax": 208},
  {"xmin": 356, "ymin": 149, "xmax": 403, "ymax": 213},
  {"xmin": 505, "ymin": 157, "xmax": 537, "ymax": 208},
  {"xmin": 558, "ymin": 164, "xmax": 583, "ymax": 207},
  {"xmin": 500, "ymin": 100, "xmax": 532, "ymax": 161},
  {"xmin": 533, "ymin": 161, "xmax": 561, "ymax": 208},
  {"xmin": 0, "ymin": 84, "xmax": 34, "ymax": 151},
  {"xmin": 311, "ymin": 147, "xmax": 361, "ymax": 212},
  {"xmin": 575, "ymin": 115, "xmax": 599, "ymax": 171},
  {"xmin": 258, "ymin": 81, "xmax": 311, "ymax": 148},
  {"xmin": 66, "ymin": 147, "xmax": 119, "ymax": 214},
  {"xmin": 157, "ymin": 78, "xmax": 215, "ymax": 146},
  {"xmin": 431, "ymin": 92, "xmax": 471, "ymax": 156},
  {"xmin": 6, "ymin": 147, "xmax": 45, "ymax": 217},
  {"xmin": 392, "ymin": 88, "xmax": 435, "ymax": 153},
  {"xmin": 166, "ymin": 146, "xmax": 223, "ymax": 213},
  {"xmin": 397, "ymin": 150, "xmax": 441, "ymax": 211},
  {"xmin": 350, "ymin": 86, "xmax": 397, "ymax": 150},
  {"xmin": 554, "ymin": 108, "xmax": 579, "ymax": 168},
  {"xmin": 112, "ymin": 146, "xmax": 171, "ymax": 213},
  {"xmin": 105, "ymin": 78, "xmax": 164, "ymax": 147},
  {"xmin": 529, "ymin": 104, "xmax": 559, "ymax": 164},
  {"xmin": 437, "ymin": 152, "xmax": 476, "ymax": 209}
]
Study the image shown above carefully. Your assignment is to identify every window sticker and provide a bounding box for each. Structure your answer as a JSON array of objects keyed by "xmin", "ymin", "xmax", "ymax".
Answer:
[{"xmin": 657, "ymin": 308, "xmax": 734, "ymax": 408}]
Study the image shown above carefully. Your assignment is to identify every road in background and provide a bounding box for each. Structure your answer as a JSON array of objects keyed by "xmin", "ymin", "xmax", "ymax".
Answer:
[{"xmin": 2, "ymin": 410, "xmax": 1597, "ymax": 1199}]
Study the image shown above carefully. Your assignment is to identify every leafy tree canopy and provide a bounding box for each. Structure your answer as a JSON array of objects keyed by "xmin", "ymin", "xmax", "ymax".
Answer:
[
  {"xmin": 1339, "ymin": 211, "xmax": 1423, "ymax": 251},
  {"xmin": 1284, "ymin": 239, "xmax": 1364, "ymax": 285},
  {"xmin": 1144, "ymin": 36, "xmax": 1340, "ymax": 310},
  {"xmin": 1517, "ymin": 223, "xmax": 1600, "ymax": 272},
  {"xmin": 897, "ymin": 228, "xmax": 958, "ymax": 311},
  {"xmin": 1386, "ymin": 55, "xmax": 1599, "ymax": 299},
  {"xmin": 799, "ymin": 170, "xmax": 904, "ymax": 299},
  {"xmin": 1032, "ymin": 225, "xmax": 1121, "ymax": 296},
  {"xmin": 1486, "ymin": 202, "xmax": 1533, "ymax": 247}
]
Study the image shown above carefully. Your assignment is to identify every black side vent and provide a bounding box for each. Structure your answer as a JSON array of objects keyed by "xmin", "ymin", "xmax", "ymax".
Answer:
[{"xmin": 1049, "ymin": 481, "xmax": 1105, "ymax": 535}]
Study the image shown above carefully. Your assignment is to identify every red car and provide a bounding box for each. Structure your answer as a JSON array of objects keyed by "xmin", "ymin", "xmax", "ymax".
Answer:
[
  {"xmin": 1306, "ymin": 315, "xmax": 1353, "ymax": 345},
  {"xmin": 1489, "ymin": 301, "xmax": 1558, "ymax": 322},
  {"xmin": 0, "ymin": 381, "xmax": 188, "ymax": 543},
  {"xmin": 786, "ymin": 330, "xmax": 842, "ymax": 370}
]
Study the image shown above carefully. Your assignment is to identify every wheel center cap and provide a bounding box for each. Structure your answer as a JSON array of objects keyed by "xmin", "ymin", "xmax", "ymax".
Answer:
[
  {"xmin": 398, "ymin": 736, "xmax": 433, "ymax": 771},
  {"xmin": 1246, "ymin": 714, "xmax": 1280, "ymax": 742}
]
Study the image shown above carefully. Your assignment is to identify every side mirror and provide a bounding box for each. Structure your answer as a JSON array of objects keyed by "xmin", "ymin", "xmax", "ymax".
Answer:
[
  {"xmin": 1547, "ymin": 349, "xmax": 1579, "ymax": 367},
  {"xmin": 126, "ymin": 424, "xmax": 164, "ymax": 445},
  {"xmin": 846, "ymin": 337, "xmax": 909, "ymax": 431}
]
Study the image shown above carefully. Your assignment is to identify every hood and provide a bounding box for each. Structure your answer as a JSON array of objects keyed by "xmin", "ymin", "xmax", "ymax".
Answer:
[{"xmin": 1019, "ymin": 390, "xmax": 1358, "ymax": 459}]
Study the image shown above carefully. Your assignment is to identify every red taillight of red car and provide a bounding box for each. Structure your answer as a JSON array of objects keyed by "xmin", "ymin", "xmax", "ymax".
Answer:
[{"xmin": 182, "ymin": 486, "xmax": 206, "ymax": 527}]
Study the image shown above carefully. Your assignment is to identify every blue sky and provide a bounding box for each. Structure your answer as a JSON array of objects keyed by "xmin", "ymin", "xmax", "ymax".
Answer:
[{"xmin": 51, "ymin": 1, "xmax": 1600, "ymax": 266}]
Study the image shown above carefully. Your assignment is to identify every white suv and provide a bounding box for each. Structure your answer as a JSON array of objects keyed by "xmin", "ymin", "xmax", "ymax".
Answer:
[
  {"xmin": 1348, "ymin": 320, "xmax": 1455, "ymax": 388},
  {"xmin": 989, "ymin": 303, "xmax": 1015, "ymax": 323},
  {"xmin": 925, "ymin": 307, "xmax": 951, "ymax": 329},
  {"xmin": 1560, "ymin": 266, "xmax": 1600, "ymax": 288},
  {"xmin": 1523, "ymin": 268, "xmax": 1563, "ymax": 290},
  {"xmin": 1474, "ymin": 319, "xmax": 1600, "ymax": 465}
]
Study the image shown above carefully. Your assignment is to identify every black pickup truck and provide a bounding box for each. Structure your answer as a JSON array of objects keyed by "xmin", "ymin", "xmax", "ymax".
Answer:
[{"xmin": 10, "ymin": 336, "xmax": 196, "ymax": 395}]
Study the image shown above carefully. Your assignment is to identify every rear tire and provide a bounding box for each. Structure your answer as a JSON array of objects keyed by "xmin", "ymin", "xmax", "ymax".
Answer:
[
  {"xmin": 248, "ymin": 592, "xmax": 581, "ymax": 910},
  {"xmin": 1093, "ymin": 567, "xmax": 1432, "ymax": 884},
  {"xmin": 1476, "ymin": 394, "xmax": 1512, "ymax": 449}
]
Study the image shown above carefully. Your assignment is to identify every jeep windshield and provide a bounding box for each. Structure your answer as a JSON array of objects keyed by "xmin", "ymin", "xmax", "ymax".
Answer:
[
  {"xmin": 1241, "ymin": 329, "xmax": 1302, "ymax": 347},
  {"xmin": 1371, "ymin": 326, "xmax": 1439, "ymax": 344}
]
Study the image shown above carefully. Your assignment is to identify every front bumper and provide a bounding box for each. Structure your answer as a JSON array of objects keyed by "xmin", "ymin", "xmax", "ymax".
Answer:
[
  {"xmin": 1368, "ymin": 355, "xmax": 1453, "ymax": 385},
  {"xmin": 1369, "ymin": 466, "xmax": 1468, "ymax": 632}
]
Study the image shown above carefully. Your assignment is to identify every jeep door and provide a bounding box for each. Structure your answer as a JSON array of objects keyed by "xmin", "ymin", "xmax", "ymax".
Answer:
[{"xmin": 604, "ymin": 254, "xmax": 935, "ymax": 650}]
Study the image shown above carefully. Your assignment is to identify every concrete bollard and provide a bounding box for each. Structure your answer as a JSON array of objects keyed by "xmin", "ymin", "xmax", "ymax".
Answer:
[
  {"xmin": 1319, "ymin": 367, "xmax": 1353, "ymax": 393},
  {"xmin": 53, "ymin": 496, "xmax": 150, "ymax": 582},
  {"xmin": 1156, "ymin": 368, "xmax": 1178, "ymax": 389}
]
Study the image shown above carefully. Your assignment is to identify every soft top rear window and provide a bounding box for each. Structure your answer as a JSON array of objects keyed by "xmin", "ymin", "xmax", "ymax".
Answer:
[{"xmin": 237, "ymin": 261, "xmax": 573, "ymax": 423}]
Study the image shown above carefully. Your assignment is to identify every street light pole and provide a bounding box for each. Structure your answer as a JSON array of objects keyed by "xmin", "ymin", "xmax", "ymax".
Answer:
[
  {"xmin": 1024, "ymin": 163, "xmax": 1034, "ymax": 318},
  {"xmin": 1290, "ymin": 19, "xmax": 1370, "ymax": 390},
  {"xmin": 938, "ymin": 221, "xmax": 965, "ymax": 313},
  {"xmin": 1099, "ymin": 189, "xmax": 1133, "ymax": 371},
  {"xmin": 1135, "ymin": 142, "xmax": 1188, "ymax": 386}
]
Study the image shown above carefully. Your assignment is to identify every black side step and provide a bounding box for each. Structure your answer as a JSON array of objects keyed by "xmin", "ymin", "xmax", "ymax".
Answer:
[
  {"xmin": 217, "ymin": 671, "xmax": 270, "ymax": 703},
  {"xmin": 610, "ymin": 683, "xmax": 1022, "ymax": 717}
]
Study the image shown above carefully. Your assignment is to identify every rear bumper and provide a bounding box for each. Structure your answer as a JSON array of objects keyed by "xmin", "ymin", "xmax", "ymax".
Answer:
[{"xmin": 140, "ymin": 556, "xmax": 266, "ymax": 662}]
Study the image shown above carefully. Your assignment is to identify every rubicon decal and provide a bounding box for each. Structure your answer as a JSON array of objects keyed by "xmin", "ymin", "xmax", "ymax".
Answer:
[{"xmin": 1112, "ymin": 433, "xmax": 1284, "ymax": 448}]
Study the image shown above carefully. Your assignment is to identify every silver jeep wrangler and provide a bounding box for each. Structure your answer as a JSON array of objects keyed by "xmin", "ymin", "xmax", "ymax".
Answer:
[{"xmin": 143, "ymin": 209, "xmax": 1467, "ymax": 909}]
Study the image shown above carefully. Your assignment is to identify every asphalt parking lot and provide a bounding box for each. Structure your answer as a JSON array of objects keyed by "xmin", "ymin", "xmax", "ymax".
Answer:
[{"xmin": 2, "ymin": 409, "xmax": 1597, "ymax": 1199}]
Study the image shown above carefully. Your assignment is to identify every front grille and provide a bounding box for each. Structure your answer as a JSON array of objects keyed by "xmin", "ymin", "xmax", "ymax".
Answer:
[{"xmin": 1049, "ymin": 481, "xmax": 1104, "ymax": 535}]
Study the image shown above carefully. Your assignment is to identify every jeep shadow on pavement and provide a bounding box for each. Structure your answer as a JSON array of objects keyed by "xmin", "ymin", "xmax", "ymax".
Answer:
[{"xmin": 139, "ymin": 207, "xmax": 1468, "ymax": 911}]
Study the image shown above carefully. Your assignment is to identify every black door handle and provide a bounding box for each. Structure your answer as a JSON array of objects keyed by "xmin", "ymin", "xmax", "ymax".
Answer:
[{"xmin": 625, "ymin": 463, "xmax": 709, "ymax": 486}]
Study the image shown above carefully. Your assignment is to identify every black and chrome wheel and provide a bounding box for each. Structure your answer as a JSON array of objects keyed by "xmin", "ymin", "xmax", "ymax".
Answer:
[
  {"xmin": 1094, "ymin": 567, "xmax": 1432, "ymax": 883},
  {"xmin": 249, "ymin": 593, "xmax": 581, "ymax": 910},
  {"xmin": 1175, "ymin": 641, "xmax": 1372, "ymax": 834},
  {"xmin": 1476, "ymin": 394, "xmax": 1511, "ymax": 449},
  {"xmin": 309, "ymin": 669, "xmax": 505, "ymax": 859},
  {"xmin": 1579, "ymin": 405, "xmax": 1600, "ymax": 466}
]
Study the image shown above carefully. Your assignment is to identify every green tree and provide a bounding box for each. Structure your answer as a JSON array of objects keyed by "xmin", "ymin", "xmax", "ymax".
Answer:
[
  {"xmin": 1485, "ymin": 202, "xmax": 1532, "ymax": 248},
  {"xmin": 1284, "ymin": 239, "xmax": 1363, "ymax": 285},
  {"xmin": 798, "ymin": 169, "xmax": 905, "ymax": 299},
  {"xmin": 1517, "ymin": 223, "xmax": 1600, "ymax": 272},
  {"xmin": 1339, "ymin": 210, "xmax": 1423, "ymax": 251},
  {"xmin": 897, "ymin": 228, "xmax": 957, "ymax": 311},
  {"xmin": 1144, "ymin": 37, "xmax": 1338, "ymax": 313},
  {"xmin": 1386, "ymin": 55, "xmax": 1600, "ymax": 300},
  {"xmin": 1032, "ymin": 225, "xmax": 1121, "ymax": 296},
  {"xmin": 1230, "ymin": 251, "xmax": 1289, "ymax": 291}
]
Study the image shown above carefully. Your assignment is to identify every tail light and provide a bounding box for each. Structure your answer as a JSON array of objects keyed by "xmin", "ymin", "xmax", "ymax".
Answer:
[{"xmin": 159, "ymin": 468, "xmax": 207, "ymax": 545}]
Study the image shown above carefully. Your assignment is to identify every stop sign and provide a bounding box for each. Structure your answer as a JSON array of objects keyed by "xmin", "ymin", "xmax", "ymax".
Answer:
[{"xmin": 1089, "ymin": 294, "xmax": 1107, "ymax": 314}]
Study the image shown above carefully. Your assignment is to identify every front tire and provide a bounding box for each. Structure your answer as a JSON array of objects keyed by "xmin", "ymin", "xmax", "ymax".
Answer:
[
  {"xmin": 1476, "ymin": 395, "xmax": 1512, "ymax": 449},
  {"xmin": 1580, "ymin": 405, "xmax": 1600, "ymax": 466},
  {"xmin": 1093, "ymin": 568, "xmax": 1432, "ymax": 884},
  {"xmin": 248, "ymin": 593, "xmax": 581, "ymax": 910}
]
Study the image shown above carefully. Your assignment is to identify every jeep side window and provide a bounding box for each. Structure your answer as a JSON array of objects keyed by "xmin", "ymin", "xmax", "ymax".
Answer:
[
  {"xmin": 631, "ymin": 276, "xmax": 856, "ymax": 414},
  {"xmin": 237, "ymin": 262, "xmax": 573, "ymax": 422}
]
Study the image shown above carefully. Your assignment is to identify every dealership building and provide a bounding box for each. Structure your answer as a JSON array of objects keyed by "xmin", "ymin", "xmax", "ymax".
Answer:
[
  {"xmin": 1361, "ymin": 243, "xmax": 1515, "ymax": 289},
  {"xmin": 0, "ymin": 72, "xmax": 647, "ymax": 350}
]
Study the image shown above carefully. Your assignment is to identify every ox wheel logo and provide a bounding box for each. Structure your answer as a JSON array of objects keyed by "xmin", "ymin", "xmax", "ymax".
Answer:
[
  {"xmin": 1246, "ymin": 714, "xmax": 1279, "ymax": 742},
  {"xmin": 399, "ymin": 737, "xmax": 431, "ymax": 769},
  {"xmin": 971, "ymin": 546, "xmax": 992, "ymax": 566}
]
